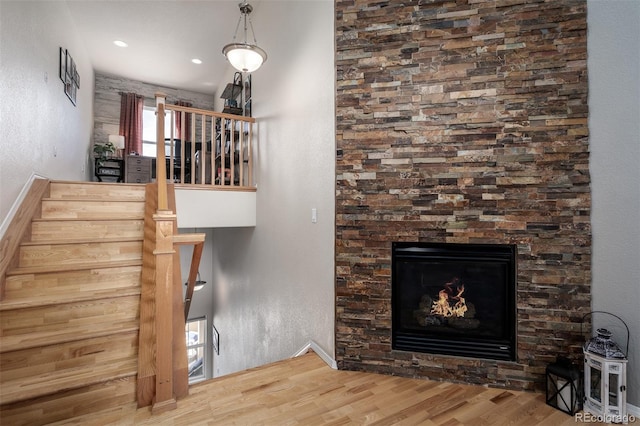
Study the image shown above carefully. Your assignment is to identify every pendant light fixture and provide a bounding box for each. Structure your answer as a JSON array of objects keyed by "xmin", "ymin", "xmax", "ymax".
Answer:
[{"xmin": 222, "ymin": 2, "xmax": 267, "ymax": 73}]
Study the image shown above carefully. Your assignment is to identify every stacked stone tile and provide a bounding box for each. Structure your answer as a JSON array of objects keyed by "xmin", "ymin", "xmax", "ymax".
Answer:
[{"xmin": 335, "ymin": 0, "xmax": 590, "ymax": 391}]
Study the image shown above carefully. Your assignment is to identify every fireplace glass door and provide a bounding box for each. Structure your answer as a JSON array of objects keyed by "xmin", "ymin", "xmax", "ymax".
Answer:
[{"xmin": 392, "ymin": 242, "xmax": 517, "ymax": 361}]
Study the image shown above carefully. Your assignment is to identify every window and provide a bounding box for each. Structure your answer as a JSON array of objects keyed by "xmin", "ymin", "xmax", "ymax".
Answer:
[
  {"xmin": 142, "ymin": 107, "xmax": 173, "ymax": 157},
  {"xmin": 185, "ymin": 317, "xmax": 206, "ymax": 383}
]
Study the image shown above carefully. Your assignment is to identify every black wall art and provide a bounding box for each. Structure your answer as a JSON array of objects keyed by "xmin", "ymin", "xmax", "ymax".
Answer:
[{"xmin": 59, "ymin": 47, "xmax": 79, "ymax": 105}]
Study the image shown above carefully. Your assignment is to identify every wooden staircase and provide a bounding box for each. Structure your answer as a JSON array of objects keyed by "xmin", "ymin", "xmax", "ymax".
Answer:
[{"xmin": 0, "ymin": 181, "xmax": 146, "ymax": 425}]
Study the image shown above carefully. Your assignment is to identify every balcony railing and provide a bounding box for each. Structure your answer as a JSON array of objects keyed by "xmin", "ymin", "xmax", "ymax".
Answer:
[{"xmin": 156, "ymin": 93, "xmax": 256, "ymax": 189}]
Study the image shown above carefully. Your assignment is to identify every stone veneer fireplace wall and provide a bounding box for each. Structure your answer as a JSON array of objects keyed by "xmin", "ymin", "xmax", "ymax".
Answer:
[{"xmin": 335, "ymin": 0, "xmax": 591, "ymax": 391}]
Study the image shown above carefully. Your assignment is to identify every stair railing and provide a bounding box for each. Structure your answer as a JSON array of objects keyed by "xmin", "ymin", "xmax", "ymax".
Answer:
[
  {"xmin": 140, "ymin": 93, "xmax": 256, "ymax": 412},
  {"xmin": 137, "ymin": 94, "xmax": 208, "ymax": 413},
  {"xmin": 174, "ymin": 233, "xmax": 205, "ymax": 320}
]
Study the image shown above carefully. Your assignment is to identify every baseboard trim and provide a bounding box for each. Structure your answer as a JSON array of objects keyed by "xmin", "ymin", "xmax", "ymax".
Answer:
[
  {"xmin": 628, "ymin": 402, "xmax": 639, "ymax": 418},
  {"xmin": 292, "ymin": 340, "xmax": 337, "ymax": 370}
]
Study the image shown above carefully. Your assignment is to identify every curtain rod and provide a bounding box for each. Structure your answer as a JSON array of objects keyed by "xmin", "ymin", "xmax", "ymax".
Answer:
[{"xmin": 118, "ymin": 91, "xmax": 144, "ymax": 98}]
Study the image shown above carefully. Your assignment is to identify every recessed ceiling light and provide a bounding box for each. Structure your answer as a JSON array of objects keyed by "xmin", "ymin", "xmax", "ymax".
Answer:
[
  {"xmin": 192, "ymin": 58, "xmax": 202, "ymax": 65},
  {"xmin": 113, "ymin": 40, "xmax": 128, "ymax": 48}
]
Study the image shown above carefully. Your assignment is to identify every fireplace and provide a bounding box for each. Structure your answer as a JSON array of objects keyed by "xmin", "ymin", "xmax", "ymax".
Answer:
[{"xmin": 392, "ymin": 242, "xmax": 517, "ymax": 361}]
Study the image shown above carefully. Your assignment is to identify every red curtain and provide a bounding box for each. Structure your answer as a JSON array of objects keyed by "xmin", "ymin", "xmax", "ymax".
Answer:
[
  {"xmin": 174, "ymin": 101, "xmax": 192, "ymax": 140},
  {"xmin": 119, "ymin": 92, "xmax": 144, "ymax": 155}
]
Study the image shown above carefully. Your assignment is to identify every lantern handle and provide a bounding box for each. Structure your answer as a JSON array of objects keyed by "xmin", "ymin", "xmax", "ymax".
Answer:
[{"xmin": 581, "ymin": 311, "xmax": 630, "ymax": 357}]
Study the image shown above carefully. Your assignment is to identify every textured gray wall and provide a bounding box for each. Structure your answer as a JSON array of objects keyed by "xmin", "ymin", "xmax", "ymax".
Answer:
[{"xmin": 588, "ymin": 0, "xmax": 640, "ymax": 408}]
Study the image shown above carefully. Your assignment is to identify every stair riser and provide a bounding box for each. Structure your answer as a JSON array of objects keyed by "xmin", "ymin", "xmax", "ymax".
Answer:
[
  {"xmin": 41, "ymin": 200, "xmax": 145, "ymax": 220},
  {"xmin": 0, "ymin": 332, "xmax": 138, "ymax": 382},
  {"xmin": 18, "ymin": 241, "xmax": 142, "ymax": 268},
  {"xmin": 1, "ymin": 296, "xmax": 140, "ymax": 337},
  {"xmin": 4, "ymin": 267, "xmax": 142, "ymax": 299},
  {"xmin": 49, "ymin": 182, "xmax": 145, "ymax": 201},
  {"xmin": 0, "ymin": 376, "xmax": 136, "ymax": 426},
  {"xmin": 31, "ymin": 220, "xmax": 144, "ymax": 241}
]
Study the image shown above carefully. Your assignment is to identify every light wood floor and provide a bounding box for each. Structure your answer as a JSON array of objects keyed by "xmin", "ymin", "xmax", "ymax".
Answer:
[{"xmin": 55, "ymin": 352, "xmax": 606, "ymax": 426}]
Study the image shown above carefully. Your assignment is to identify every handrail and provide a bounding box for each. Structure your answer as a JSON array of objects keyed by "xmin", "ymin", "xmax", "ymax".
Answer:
[
  {"xmin": 157, "ymin": 96, "xmax": 255, "ymax": 190},
  {"xmin": 173, "ymin": 233, "xmax": 205, "ymax": 320}
]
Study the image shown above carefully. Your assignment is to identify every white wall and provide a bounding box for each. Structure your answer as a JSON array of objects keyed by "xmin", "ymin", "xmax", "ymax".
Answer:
[
  {"xmin": 0, "ymin": 1, "xmax": 93, "ymax": 229},
  {"xmin": 588, "ymin": 0, "xmax": 640, "ymax": 408},
  {"xmin": 209, "ymin": 0, "xmax": 336, "ymax": 376}
]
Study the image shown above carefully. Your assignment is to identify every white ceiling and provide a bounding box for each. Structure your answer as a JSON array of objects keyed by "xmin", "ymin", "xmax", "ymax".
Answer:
[{"xmin": 66, "ymin": 0, "xmax": 255, "ymax": 96}]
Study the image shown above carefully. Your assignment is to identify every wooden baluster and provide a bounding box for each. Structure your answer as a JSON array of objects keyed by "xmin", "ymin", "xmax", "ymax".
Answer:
[
  {"xmin": 239, "ymin": 121, "xmax": 244, "ymax": 187},
  {"xmin": 180, "ymin": 111, "xmax": 185, "ymax": 184},
  {"xmin": 230, "ymin": 119, "xmax": 236, "ymax": 187},
  {"xmin": 169, "ymin": 110, "xmax": 175, "ymax": 183},
  {"xmin": 190, "ymin": 114, "xmax": 195, "ymax": 184},
  {"xmin": 220, "ymin": 119, "xmax": 226, "ymax": 186},
  {"xmin": 210, "ymin": 117, "xmax": 216, "ymax": 187},
  {"xmin": 247, "ymin": 122, "xmax": 253, "ymax": 187},
  {"xmin": 200, "ymin": 114, "xmax": 206, "ymax": 185}
]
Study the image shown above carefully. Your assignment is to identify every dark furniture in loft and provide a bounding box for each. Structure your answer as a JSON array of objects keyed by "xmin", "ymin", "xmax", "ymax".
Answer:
[
  {"xmin": 94, "ymin": 158, "xmax": 124, "ymax": 182},
  {"xmin": 153, "ymin": 138, "xmax": 243, "ymax": 184}
]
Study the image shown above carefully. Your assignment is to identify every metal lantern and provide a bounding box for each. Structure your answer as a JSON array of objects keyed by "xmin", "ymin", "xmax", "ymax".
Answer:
[
  {"xmin": 583, "ymin": 313, "xmax": 629, "ymax": 424},
  {"xmin": 546, "ymin": 356, "xmax": 582, "ymax": 415}
]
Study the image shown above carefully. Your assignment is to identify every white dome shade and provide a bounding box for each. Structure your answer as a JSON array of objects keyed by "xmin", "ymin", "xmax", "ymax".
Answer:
[{"xmin": 223, "ymin": 43, "xmax": 267, "ymax": 73}]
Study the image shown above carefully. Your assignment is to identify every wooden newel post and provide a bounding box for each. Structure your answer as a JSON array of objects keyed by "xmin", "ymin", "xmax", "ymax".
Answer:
[
  {"xmin": 152, "ymin": 211, "xmax": 177, "ymax": 413},
  {"xmin": 151, "ymin": 92, "xmax": 177, "ymax": 413}
]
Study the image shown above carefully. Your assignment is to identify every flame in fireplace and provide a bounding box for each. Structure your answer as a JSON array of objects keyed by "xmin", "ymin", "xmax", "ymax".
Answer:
[{"xmin": 430, "ymin": 277, "xmax": 467, "ymax": 318}]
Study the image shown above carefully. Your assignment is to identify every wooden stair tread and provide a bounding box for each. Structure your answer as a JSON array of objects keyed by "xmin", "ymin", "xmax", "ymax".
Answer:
[
  {"xmin": 50, "ymin": 180, "xmax": 144, "ymax": 186},
  {"xmin": 40, "ymin": 199, "xmax": 145, "ymax": 220},
  {"xmin": 0, "ymin": 287, "xmax": 141, "ymax": 312},
  {"xmin": 0, "ymin": 321, "xmax": 140, "ymax": 354},
  {"xmin": 17, "ymin": 241, "xmax": 142, "ymax": 268},
  {"xmin": 41, "ymin": 197, "xmax": 145, "ymax": 203},
  {"xmin": 20, "ymin": 236, "xmax": 143, "ymax": 246},
  {"xmin": 30, "ymin": 220, "xmax": 144, "ymax": 242},
  {"xmin": 32, "ymin": 217, "xmax": 144, "ymax": 222},
  {"xmin": 0, "ymin": 358, "xmax": 138, "ymax": 406},
  {"xmin": 3, "ymin": 266, "xmax": 142, "ymax": 298},
  {"xmin": 48, "ymin": 181, "xmax": 146, "ymax": 201},
  {"xmin": 6, "ymin": 259, "xmax": 143, "ymax": 276}
]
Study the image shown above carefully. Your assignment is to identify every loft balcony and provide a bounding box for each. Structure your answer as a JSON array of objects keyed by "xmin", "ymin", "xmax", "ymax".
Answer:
[{"xmin": 159, "ymin": 93, "xmax": 256, "ymax": 228}]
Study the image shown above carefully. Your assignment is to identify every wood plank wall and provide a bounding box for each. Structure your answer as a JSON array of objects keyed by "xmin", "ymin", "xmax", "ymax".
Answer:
[{"xmin": 93, "ymin": 73, "xmax": 215, "ymax": 148}]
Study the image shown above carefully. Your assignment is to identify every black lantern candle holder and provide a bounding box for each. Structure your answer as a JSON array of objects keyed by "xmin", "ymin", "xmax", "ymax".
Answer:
[{"xmin": 546, "ymin": 356, "xmax": 582, "ymax": 415}]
